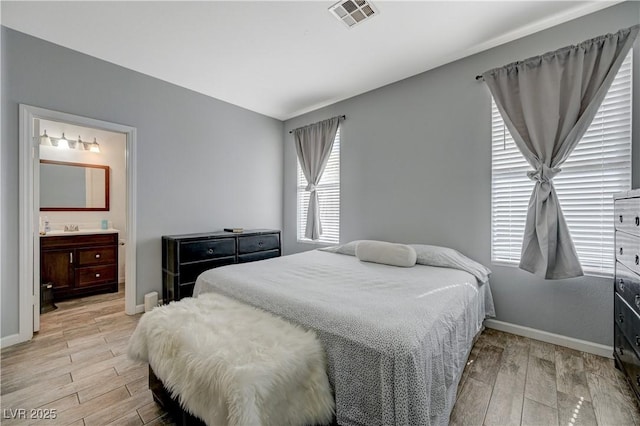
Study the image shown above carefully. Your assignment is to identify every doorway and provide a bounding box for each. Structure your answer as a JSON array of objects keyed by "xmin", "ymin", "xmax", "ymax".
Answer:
[{"xmin": 18, "ymin": 105, "xmax": 137, "ymax": 343}]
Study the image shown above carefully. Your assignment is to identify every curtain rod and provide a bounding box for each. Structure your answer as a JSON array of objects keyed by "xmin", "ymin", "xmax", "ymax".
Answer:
[{"xmin": 288, "ymin": 115, "xmax": 346, "ymax": 134}]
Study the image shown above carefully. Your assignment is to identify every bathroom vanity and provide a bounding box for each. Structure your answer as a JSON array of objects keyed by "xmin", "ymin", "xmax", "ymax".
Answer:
[{"xmin": 40, "ymin": 230, "xmax": 119, "ymax": 301}]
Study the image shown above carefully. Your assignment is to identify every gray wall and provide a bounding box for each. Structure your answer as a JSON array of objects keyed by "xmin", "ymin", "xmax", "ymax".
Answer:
[
  {"xmin": 283, "ymin": 2, "xmax": 640, "ymax": 346},
  {"xmin": 1, "ymin": 27, "xmax": 284, "ymax": 338}
]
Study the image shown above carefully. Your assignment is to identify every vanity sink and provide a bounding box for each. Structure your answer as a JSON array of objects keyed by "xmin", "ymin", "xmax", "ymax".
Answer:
[{"xmin": 42, "ymin": 228, "xmax": 119, "ymax": 237}]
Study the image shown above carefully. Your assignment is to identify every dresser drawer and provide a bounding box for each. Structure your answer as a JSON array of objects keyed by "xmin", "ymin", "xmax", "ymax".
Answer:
[
  {"xmin": 616, "ymin": 231, "xmax": 640, "ymax": 274},
  {"xmin": 180, "ymin": 238, "xmax": 236, "ymax": 263},
  {"xmin": 238, "ymin": 249, "xmax": 280, "ymax": 263},
  {"xmin": 77, "ymin": 246, "xmax": 117, "ymax": 266},
  {"xmin": 77, "ymin": 265, "xmax": 116, "ymax": 287},
  {"xmin": 615, "ymin": 197, "xmax": 640, "ymax": 236},
  {"xmin": 615, "ymin": 324, "xmax": 640, "ymax": 398},
  {"xmin": 238, "ymin": 234, "xmax": 280, "ymax": 254},
  {"xmin": 616, "ymin": 262, "xmax": 640, "ymax": 316},
  {"xmin": 614, "ymin": 293, "xmax": 640, "ymax": 355},
  {"xmin": 180, "ymin": 257, "xmax": 235, "ymax": 283},
  {"xmin": 178, "ymin": 282, "xmax": 196, "ymax": 299}
]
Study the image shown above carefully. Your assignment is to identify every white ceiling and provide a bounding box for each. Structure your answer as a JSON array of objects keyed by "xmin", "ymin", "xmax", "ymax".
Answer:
[{"xmin": 1, "ymin": 1, "xmax": 619, "ymax": 120}]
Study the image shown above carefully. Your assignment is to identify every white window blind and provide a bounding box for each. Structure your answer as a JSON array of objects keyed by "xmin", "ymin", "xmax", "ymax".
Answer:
[
  {"xmin": 491, "ymin": 52, "xmax": 632, "ymax": 276},
  {"xmin": 297, "ymin": 127, "xmax": 340, "ymax": 244}
]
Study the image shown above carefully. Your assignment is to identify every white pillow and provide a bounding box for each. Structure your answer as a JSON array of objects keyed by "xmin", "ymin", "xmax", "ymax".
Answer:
[
  {"xmin": 410, "ymin": 244, "xmax": 491, "ymax": 283},
  {"xmin": 355, "ymin": 241, "xmax": 417, "ymax": 268},
  {"xmin": 318, "ymin": 240, "xmax": 369, "ymax": 256}
]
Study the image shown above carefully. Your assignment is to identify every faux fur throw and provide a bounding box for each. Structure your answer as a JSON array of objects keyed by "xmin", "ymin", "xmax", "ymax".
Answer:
[{"xmin": 127, "ymin": 293, "xmax": 334, "ymax": 426}]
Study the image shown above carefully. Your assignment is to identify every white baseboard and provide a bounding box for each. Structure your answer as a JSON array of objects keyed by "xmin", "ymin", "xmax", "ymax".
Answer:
[
  {"xmin": 484, "ymin": 319, "xmax": 613, "ymax": 359},
  {"xmin": 134, "ymin": 299, "xmax": 164, "ymax": 314},
  {"xmin": 1, "ymin": 333, "xmax": 25, "ymax": 348}
]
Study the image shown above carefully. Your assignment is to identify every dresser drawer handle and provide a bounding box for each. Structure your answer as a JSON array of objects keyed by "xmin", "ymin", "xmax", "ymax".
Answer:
[
  {"xmin": 619, "ymin": 346, "xmax": 624, "ymax": 355},
  {"xmin": 620, "ymin": 247, "xmax": 624, "ymax": 256},
  {"xmin": 207, "ymin": 248, "xmax": 214, "ymax": 255},
  {"xmin": 635, "ymin": 216, "xmax": 639, "ymax": 226},
  {"xmin": 619, "ymin": 313, "xmax": 624, "ymax": 324},
  {"xmin": 635, "ymin": 294, "xmax": 640, "ymax": 309},
  {"xmin": 620, "ymin": 215, "xmax": 624, "ymax": 223},
  {"xmin": 95, "ymin": 273, "xmax": 101, "ymax": 278},
  {"xmin": 636, "ymin": 375, "xmax": 640, "ymax": 387},
  {"xmin": 95, "ymin": 254, "xmax": 101, "ymax": 259},
  {"xmin": 635, "ymin": 254, "xmax": 638, "ymax": 265},
  {"xmin": 619, "ymin": 279, "xmax": 625, "ymax": 292},
  {"xmin": 258, "ymin": 241, "xmax": 264, "ymax": 247},
  {"xmin": 636, "ymin": 336, "xmax": 640, "ymax": 347}
]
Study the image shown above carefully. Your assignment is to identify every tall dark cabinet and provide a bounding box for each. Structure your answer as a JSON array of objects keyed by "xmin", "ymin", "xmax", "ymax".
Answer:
[
  {"xmin": 613, "ymin": 190, "xmax": 640, "ymax": 403},
  {"xmin": 162, "ymin": 229, "xmax": 281, "ymax": 303}
]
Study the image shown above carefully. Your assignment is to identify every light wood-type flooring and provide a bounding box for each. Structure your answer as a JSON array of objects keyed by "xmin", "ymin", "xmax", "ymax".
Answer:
[
  {"xmin": 0, "ymin": 285, "xmax": 172, "ymax": 425},
  {"xmin": 452, "ymin": 328, "xmax": 640, "ymax": 426},
  {"xmin": 1, "ymin": 286, "xmax": 639, "ymax": 425}
]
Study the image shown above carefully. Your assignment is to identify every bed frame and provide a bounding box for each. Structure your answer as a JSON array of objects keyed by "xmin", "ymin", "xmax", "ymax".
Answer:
[{"xmin": 149, "ymin": 366, "xmax": 207, "ymax": 426}]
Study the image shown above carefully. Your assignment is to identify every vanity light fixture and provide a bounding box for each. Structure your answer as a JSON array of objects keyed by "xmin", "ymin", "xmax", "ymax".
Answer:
[
  {"xmin": 39, "ymin": 132, "xmax": 101, "ymax": 154},
  {"xmin": 90, "ymin": 138, "xmax": 101, "ymax": 153}
]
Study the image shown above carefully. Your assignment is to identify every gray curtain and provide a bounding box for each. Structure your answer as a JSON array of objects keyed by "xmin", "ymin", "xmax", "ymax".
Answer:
[
  {"xmin": 294, "ymin": 116, "xmax": 341, "ymax": 240},
  {"xmin": 483, "ymin": 25, "xmax": 639, "ymax": 279}
]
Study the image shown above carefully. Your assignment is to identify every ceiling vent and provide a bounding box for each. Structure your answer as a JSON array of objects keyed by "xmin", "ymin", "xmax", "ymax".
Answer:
[{"xmin": 329, "ymin": 0, "xmax": 377, "ymax": 28}]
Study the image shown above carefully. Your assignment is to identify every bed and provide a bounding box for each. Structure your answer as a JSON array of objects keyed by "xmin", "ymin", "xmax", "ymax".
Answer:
[{"xmin": 193, "ymin": 245, "xmax": 495, "ymax": 426}]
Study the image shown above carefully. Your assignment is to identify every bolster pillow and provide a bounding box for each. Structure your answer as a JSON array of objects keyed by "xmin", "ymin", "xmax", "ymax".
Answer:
[{"xmin": 355, "ymin": 241, "xmax": 417, "ymax": 267}]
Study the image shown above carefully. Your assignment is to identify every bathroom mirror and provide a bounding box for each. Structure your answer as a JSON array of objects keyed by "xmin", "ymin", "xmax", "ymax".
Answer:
[{"xmin": 40, "ymin": 160, "xmax": 110, "ymax": 211}]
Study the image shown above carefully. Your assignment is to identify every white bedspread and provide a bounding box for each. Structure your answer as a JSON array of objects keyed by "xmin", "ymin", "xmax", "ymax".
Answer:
[{"xmin": 194, "ymin": 250, "xmax": 495, "ymax": 426}]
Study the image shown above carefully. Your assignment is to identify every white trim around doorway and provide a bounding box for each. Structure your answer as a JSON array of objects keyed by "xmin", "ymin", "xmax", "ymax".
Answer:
[{"xmin": 14, "ymin": 104, "xmax": 137, "ymax": 346}]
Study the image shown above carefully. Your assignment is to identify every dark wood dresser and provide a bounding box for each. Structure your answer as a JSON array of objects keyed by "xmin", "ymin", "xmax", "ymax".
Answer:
[
  {"xmin": 41, "ymin": 231, "xmax": 119, "ymax": 301},
  {"xmin": 162, "ymin": 229, "xmax": 281, "ymax": 303},
  {"xmin": 613, "ymin": 190, "xmax": 640, "ymax": 402}
]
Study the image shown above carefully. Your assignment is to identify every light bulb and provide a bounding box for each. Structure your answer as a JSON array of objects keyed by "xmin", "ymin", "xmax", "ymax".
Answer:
[
  {"xmin": 58, "ymin": 133, "xmax": 69, "ymax": 149},
  {"xmin": 90, "ymin": 138, "xmax": 101, "ymax": 153}
]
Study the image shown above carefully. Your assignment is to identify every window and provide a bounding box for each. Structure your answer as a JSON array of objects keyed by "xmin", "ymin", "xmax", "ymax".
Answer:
[
  {"xmin": 491, "ymin": 52, "xmax": 632, "ymax": 276},
  {"xmin": 297, "ymin": 127, "xmax": 340, "ymax": 244}
]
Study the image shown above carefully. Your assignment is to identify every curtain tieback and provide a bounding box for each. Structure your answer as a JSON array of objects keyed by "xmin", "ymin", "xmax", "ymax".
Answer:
[
  {"xmin": 305, "ymin": 183, "xmax": 317, "ymax": 192},
  {"xmin": 527, "ymin": 164, "xmax": 560, "ymax": 184}
]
